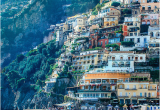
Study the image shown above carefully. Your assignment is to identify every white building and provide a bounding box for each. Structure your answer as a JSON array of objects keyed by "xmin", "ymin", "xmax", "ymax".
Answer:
[
  {"xmin": 148, "ymin": 25, "xmax": 160, "ymax": 38},
  {"xmin": 120, "ymin": 35, "xmax": 150, "ymax": 51},
  {"xmin": 104, "ymin": 51, "xmax": 146, "ymax": 72},
  {"xmin": 56, "ymin": 30, "xmax": 67, "ymax": 47}
]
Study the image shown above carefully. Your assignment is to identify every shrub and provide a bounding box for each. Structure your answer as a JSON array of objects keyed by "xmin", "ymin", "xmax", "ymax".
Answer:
[
  {"xmin": 111, "ymin": 2, "xmax": 120, "ymax": 7},
  {"xmin": 16, "ymin": 54, "xmax": 25, "ymax": 62}
]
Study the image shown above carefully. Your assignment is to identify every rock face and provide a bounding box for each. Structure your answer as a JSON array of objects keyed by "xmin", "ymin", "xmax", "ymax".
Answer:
[{"xmin": 1, "ymin": 77, "xmax": 71, "ymax": 109}]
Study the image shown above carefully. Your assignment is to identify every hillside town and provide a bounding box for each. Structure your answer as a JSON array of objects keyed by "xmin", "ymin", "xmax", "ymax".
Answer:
[{"xmin": 43, "ymin": 0, "xmax": 160, "ymax": 109}]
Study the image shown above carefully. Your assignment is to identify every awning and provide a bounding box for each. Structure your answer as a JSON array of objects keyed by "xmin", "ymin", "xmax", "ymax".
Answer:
[
  {"xmin": 54, "ymin": 102, "xmax": 73, "ymax": 107},
  {"xmin": 138, "ymin": 99, "xmax": 146, "ymax": 100},
  {"xmin": 91, "ymin": 84, "xmax": 96, "ymax": 86}
]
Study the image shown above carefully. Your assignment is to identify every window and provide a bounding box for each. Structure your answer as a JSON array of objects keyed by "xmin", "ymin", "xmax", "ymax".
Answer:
[
  {"xmin": 135, "ymin": 11, "xmax": 137, "ymax": 14},
  {"xmin": 134, "ymin": 33, "xmax": 137, "ymax": 36},
  {"xmin": 120, "ymin": 85, "xmax": 123, "ymax": 88},
  {"xmin": 135, "ymin": 57, "xmax": 138, "ymax": 61},
  {"xmin": 133, "ymin": 92, "xmax": 136, "ymax": 96},
  {"xmin": 140, "ymin": 93, "xmax": 142, "ymax": 96},
  {"xmin": 130, "ymin": 33, "xmax": 133, "ymax": 36},
  {"xmin": 144, "ymin": 92, "xmax": 147, "ymax": 97},
  {"xmin": 105, "ymin": 41, "xmax": 107, "ymax": 44},
  {"xmin": 120, "ymin": 92, "xmax": 122, "ymax": 96},
  {"xmin": 137, "ymin": 38, "xmax": 140, "ymax": 43},
  {"xmin": 101, "ymin": 41, "xmax": 103, "ymax": 45},
  {"xmin": 143, "ymin": 85, "xmax": 146, "ymax": 89},
  {"xmin": 128, "ymin": 57, "xmax": 130, "ymax": 60},
  {"xmin": 155, "ymin": 21, "xmax": 157, "ymax": 25},
  {"xmin": 140, "ymin": 57, "xmax": 143, "ymax": 60},
  {"xmin": 125, "ymin": 92, "xmax": 128, "ymax": 96},
  {"xmin": 152, "ymin": 92, "xmax": 154, "ymax": 96},
  {"xmin": 133, "ymin": 85, "xmax": 136, "ymax": 89},
  {"xmin": 144, "ymin": 38, "xmax": 147, "ymax": 43},
  {"xmin": 120, "ymin": 57, "xmax": 123, "ymax": 60},
  {"xmin": 98, "ymin": 42, "xmax": 100, "ymax": 45},
  {"xmin": 127, "ymin": 85, "xmax": 129, "ymax": 89},
  {"xmin": 142, "ymin": 6, "xmax": 145, "ymax": 10},
  {"xmin": 79, "ymin": 27, "xmax": 81, "ymax": 29}
]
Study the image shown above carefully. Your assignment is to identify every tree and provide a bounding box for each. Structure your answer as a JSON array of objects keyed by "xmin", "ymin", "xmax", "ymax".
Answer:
[
  {"xmin": 42, "ymin": 48, "xmax": 47, "ymax": 56},
  {"xmin": 96, "ymin": 4, "xmax": 101, "ymax": 11},
  {"xmin": 16, "ymin": 54, "xmax": 25, "ymax": 62},
  {"xmin": 7, "ymin": 71, "xmax": 21, "ymax": 89},
  {"xmin": 37, "ymin": 43, "xmax": 46, "ymax": 53},
  {"xmin": 36, "ymin": 79, "xmax": 45, "ymax": 88},
  {"xmin": 111, "ymin": 2, "xmax": 120, "ymax": 7},
  {"xmin": 123, "ymin": 9, "xmax": 131, "ymax": 14}
]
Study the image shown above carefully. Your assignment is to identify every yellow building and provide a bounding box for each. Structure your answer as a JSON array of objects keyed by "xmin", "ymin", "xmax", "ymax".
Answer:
[
  {"xmin": 72, "ymin": 51, "xmax": 109, "ymax": 71},
  {"xmin": 117, "ymin": 82, "xmax": 157, "ymax": 104},
  {"xmin": 103, "ymin": 16, "xmax": 119, "ymax": 28}
]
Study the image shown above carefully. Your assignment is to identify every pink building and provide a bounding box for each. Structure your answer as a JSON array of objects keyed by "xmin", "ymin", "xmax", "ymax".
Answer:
[{"xmin": 141, "ymin": 14, "xmax": 159, "ymax": 26}]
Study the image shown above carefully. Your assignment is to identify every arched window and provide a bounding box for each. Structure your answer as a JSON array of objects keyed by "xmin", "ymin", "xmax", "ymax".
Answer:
[
  {"xmin": 155, "ymin": 21, "xmax": 157, "ymax": 25},
  {"xmin": 150, "ymin": 32, "xmax": 153, "ymax": 37}
]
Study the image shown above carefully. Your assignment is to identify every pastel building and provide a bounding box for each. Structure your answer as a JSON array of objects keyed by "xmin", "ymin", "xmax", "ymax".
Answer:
[
  {"xmin": 73, "ymin": 17, "xmax": 88, "ymax": 32},
  {"xmin": 71, "ymin": 50, "xmax": 108, "ymax": 71},
  {"xmin": 123, "ymin": 17, "xmax": 141, "ymax": 36},
  {"xmin": 103, "ymin": 16, "xmax": 119, "ymax": 28},
  {"xmin": 149, "ymin": 38, "xmax": 160, "ymax": 57},
  {"xmin": 141, "ymin": 14, "xmax": 159, "ymax": 26},
  {"xmin": 140, "ymin": 0, "xmax": 160, "ymax": 13},
  {"xmin": 148, "ymin": 25, "xmax": 160, "ymax": 38},
  {"xmin": 74, "ymin": 72, "xmax": 131, "ymax": 101},
  {"xmin": 104, "ymin": 51, "xmax": 146, "ymax": 72},
  {"xmin": 121, "ymin": 35, "xmax": 150, "ymax": 51},
  {"xmin": 117, "ymin": 82, "xmax": 157, "ymax": 104}
]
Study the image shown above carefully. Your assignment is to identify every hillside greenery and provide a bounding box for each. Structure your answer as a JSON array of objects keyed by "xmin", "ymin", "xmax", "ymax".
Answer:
[{"xmin": 2, "ymin": 40, "xmax": 61, "ymax": 93}]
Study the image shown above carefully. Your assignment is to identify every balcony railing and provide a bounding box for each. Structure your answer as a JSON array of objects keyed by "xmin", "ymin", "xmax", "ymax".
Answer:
[
  {"xmin": 131, "ymin": 96, "xmax": 146, "ymax": 98},
  {"xmin": 118, "ymin": 87, "xmax": 124, "ymax": 89},
  {"xmin": 125, "ymin": 88, "xmax": 137, "ymax": 90},
  {"xmin": 139, "ymin": 87, "xmax": 147, "ymax": 89},
  {"xmin": 118, "ymin": 96, "xmax": 129, "ymax": 98},
  {"xmin": 148, "ymin": 88, "xmax": 156, "ymax": 90}
]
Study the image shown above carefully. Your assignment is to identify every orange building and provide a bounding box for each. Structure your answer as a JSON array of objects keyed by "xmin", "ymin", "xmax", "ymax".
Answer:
[{"xmin": 75, "ymin": 72, "xmax": 131, "ymax": 101}]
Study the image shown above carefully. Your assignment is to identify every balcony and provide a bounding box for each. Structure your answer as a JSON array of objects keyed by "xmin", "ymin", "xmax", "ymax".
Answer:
[
  {"xmin": 125, "ymin": 88, "xmax": 137, "ymax": 90},
  {"xmin": 139, "ymin": 87, "xmax": 147, "ymax": 89},
  {"xmin": 118, "ymin": 87, "xmax": 124, "ymax": 89},
  {"xmin": 148, "ymin": 88, "xmax": 156, "ymax": 91},
  {"xmin": 118, "ymin": 96, "xmax": 129, "ymax": 98},
  {"xmin": 131, "ymin": 96, "xmax": 145, "ymax": 98}
]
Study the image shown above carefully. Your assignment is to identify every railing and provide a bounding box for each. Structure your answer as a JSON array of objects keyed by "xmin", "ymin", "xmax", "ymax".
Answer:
[
  {"xmin": 118, "ymin": 96, "xmax": 129, "ymax": 98},
  {"xmin": 131, "ymin": 96, "xmax": 145, "ymax": 98},
  {"xmin": 148, "ymin": 88, "xmax": 156, "ymax": 90},
  {"xmin": 118, "ymin": 87, "xmax": 124, "ymax": 89},
  {"xmin": 125, "ymin": 88, "xmax": 137, "ymax": 90},
  {"xmin": 139, "ymin": 87, "xmax": 147, "ymax": 89}
]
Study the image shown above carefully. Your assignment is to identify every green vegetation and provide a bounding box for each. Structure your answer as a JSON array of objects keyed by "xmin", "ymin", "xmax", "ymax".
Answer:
[
  {"xmin": 105, "ymin": 44, "xmax": 120, "ymax": 51},
  {"xmin": 66, "ymin": 0, "xmax": 99, "ymax": 16},
  {"xmin": 2, "ymin": 40, "xmax": 61, "ymax": 93},
  {"xmin": 122, "ymin": 9, "xmax": 132, "ymax": 15},
  {"xmin": 149, "ymin": 58, "xmax": 159, "ymax": 67},
  {"xmin": 91, "ymin": 1, "xmax": 109, "ymax": 15},
  {"xmin": 115, "ymin": 25, "xmax": 123, "ymax": 33},
  {"xmin": 150, "ymin": 70, "xmax": 159, "ymax": 82},
  {"xmin": 121, "ymin": 41, "xmax": 134, "ymax": 47},
  {"xmin": 85, "ymin": 47, "xmax": 103, "ymax": 51},
  {"xmin": 111, "ymin": 2, "xmax": 120, "ymax": 7}
]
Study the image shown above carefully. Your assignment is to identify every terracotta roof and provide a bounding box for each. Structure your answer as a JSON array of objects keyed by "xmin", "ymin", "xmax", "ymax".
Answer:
[{"xmin": 110, "ymin": 51, "xmax": 134, "ymax": 53}]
